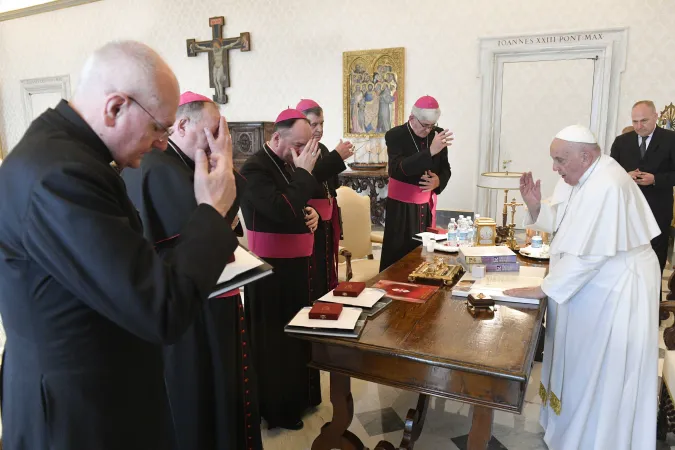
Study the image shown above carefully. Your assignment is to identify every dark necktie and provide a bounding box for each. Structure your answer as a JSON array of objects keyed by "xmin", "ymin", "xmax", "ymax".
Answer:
[{"xmin": 640, "ymin": 136, "xmax": 648, "ymax": 159}]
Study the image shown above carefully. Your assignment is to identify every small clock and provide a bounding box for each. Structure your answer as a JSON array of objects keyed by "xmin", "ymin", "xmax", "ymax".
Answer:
[{"xmin": 475, "ymin": 217, "xmax": 497, "ymax": 246}]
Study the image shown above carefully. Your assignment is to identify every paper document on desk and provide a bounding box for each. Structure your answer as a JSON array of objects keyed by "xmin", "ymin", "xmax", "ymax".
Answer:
[{"xmin": 451, "ymin": 268, "xmax": 546, "ymax": 305}]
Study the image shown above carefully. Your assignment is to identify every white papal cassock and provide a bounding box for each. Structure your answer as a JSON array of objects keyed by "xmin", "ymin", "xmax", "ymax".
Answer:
[{"xmin": 526, "ymin": 154, "xmax": 660, "ymax": 450}]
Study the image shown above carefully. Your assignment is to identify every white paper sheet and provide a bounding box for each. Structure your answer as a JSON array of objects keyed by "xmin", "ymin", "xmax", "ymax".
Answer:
[
  {"xmin": 317, "ymin": 288, "xmax": 385, "ymax": 308},
  {"xmin": 288, "ymin": 306, "xmax": 362, "ymax": 330},
  {"xmin": 216, "ymin": 246, "xmax": 264, "ymax": 284}
]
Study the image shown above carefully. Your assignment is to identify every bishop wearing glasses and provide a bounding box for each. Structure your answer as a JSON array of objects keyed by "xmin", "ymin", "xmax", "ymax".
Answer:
[{"xmin": 379, "ymin": 95, "xmax": 454, "ymax": 271}]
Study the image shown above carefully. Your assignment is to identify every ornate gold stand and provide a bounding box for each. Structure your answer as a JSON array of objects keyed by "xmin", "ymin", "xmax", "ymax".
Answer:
[
  {"xmin": 408, "ymin": 257, "xmax": 464, "ymax": 285},
  {"xmin": 496, "ymin": 192, "xmax": 523, "ymax": 251}
]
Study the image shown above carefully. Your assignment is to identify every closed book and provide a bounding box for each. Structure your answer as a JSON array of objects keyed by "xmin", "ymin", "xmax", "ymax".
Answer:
[
  {"xmin": 482, "ymin": 262, "xmax": 520, "ymax": 272},
  {"xmin": 459, "ymin": 257, "xmax": 520, "ymax": 272},
  {"xmin": 334, "ymin": 281, "xmax": 366, "ymax": 297},
  {"xmin": 426, "ymin": 226, "xmax": 447, "ymax": 234},
  {"xmin": 463, "ymin": 254, "xmax": 517, "ymax": 264},
  {"xmin": 309, "ymin": 302, "xmax": 343, "ymax": 320},
  {"xmin": 372, "ymin": 280, "xmax": 439, "ymax": 304},
  {"xmin": 459, "ymin": 246, "xmax": 516, "ymax": 261}
]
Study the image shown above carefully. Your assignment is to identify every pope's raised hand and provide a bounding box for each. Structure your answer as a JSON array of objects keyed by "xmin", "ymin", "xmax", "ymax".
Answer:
[
  {"xmin": 292, "ymin": 137, "xmax": 320, "ymax": 172},
  {"xmin": 519, "ymin": 172, "xmax": 541, "ymax": 219}
]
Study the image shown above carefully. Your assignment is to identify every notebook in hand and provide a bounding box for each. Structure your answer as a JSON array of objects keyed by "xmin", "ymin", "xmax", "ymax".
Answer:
[{"xmin": 209, "ymin": 246, "xmax": 274, "ymax": 298}]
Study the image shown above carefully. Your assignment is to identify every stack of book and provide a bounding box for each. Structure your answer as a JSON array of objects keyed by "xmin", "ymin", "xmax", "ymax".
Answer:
[
  {"xmin": 458, "ymin": 246, "xmax": 519, "ymax": 273},
  {"xmin": 284, "ymin": 282, "xmax": 391, "ymax": 338},
  {"xmin": 451, "ymin": 265, "xmax": 547, "ymax": 305}
]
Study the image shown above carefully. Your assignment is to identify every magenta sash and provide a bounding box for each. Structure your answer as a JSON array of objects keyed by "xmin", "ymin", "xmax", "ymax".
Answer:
[
  {"xmin": 247, "ymin": 230, "xmax": 314, "ymax": 259},
  {"xmin": 307, "ymin": 199, "xmax": 333, "ymax": 221},
  {"xmin": 387, "ymin": 178, "xmax": 437, "ymax": 227}
]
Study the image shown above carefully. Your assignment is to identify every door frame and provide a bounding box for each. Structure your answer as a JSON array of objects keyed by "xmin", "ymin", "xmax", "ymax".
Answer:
[{"xmin": 475, "ymin": 28, "xmax": 627, "ymax": 219}]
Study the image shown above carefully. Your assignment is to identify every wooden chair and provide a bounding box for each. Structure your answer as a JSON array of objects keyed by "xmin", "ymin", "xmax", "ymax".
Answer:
[{"xmin": 336, "ymin": 186, "xmax": 381, "ymax": 282}]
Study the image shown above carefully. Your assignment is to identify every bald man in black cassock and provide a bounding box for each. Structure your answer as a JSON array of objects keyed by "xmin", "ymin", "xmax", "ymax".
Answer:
[{"xmin": 0, "ymin": 41, "xmax": 236, "ymax": 450}]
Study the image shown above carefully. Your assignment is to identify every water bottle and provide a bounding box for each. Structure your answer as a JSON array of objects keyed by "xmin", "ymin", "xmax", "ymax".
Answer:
[
  {"xmin": 467, "ymin": 218, "xmax": 474, "ymax": 246},
  {"xmin": 458, "ymin": 219, "xmax": 469, "ymax": 246},
  {"xmin": 447, "ymin": 219, "xmax": 457, "ymax": 246}
]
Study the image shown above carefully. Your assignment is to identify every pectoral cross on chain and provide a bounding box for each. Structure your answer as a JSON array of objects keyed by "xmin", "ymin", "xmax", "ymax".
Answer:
[{"xmin": 186, "ymin": 16, "xmax": 251, "ymax": 104}]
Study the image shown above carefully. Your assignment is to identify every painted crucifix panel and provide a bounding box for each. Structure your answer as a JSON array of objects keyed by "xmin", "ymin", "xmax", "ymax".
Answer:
[{"xmin": 186, "ymin": 16, "xmax": 251, "ymax": 104}]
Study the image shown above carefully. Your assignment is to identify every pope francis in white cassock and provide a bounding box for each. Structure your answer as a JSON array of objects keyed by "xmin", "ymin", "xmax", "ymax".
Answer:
[{"xmin": 504, "ymin": 125, "xmax": 660, "ymax": 450}]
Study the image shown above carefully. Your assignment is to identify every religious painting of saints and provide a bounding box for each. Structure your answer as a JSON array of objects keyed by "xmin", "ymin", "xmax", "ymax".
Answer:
[{"xmin": 343, "ymin": 47, "xmax": 405, "ymax": 137}]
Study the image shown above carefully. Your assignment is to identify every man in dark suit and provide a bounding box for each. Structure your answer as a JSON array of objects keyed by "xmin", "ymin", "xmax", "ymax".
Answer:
[{"xmin": 610, "ymin": 100, "xmax": 675, "ymax": 275}]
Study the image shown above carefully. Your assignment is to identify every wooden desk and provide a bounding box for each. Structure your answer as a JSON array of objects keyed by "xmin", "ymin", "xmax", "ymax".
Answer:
[
  {"xmin": 299, "ymin": 248, "xmax": 547, "ymax": 450},
  {"xmin": 338, "ymin": 169, "xmax": 389, "ymax": 226}
]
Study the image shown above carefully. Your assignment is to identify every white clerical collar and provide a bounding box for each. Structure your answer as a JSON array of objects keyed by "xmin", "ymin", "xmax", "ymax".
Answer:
[{"xmin": 577, "ymin": 154, "xmax": 601, "ymax": 186}]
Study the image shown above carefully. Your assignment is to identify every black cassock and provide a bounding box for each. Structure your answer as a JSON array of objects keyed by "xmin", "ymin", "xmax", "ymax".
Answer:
[
  {"xmin": 240, "ymin": 145, "xmax": 323, "ymax": 427},
  {"xmin": 309, "ymin": 143, "xmax": 346, "ymax": 299},
  {"xmin": 121, "ymin": 142, "xmax": 262, "ymax": 450},
  {"xmin": 379, "ymin": 123, "xmax": 451, "ymax": 271},
  {"xmin": 0, "ymin": 101, "xmax": 232, "ymax": 450}
]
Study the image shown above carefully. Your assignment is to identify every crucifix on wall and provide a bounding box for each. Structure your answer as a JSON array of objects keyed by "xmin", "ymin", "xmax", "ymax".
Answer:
[{"xmin": 186, "ymin": 16, "xmax": 251, "ymax": 104}]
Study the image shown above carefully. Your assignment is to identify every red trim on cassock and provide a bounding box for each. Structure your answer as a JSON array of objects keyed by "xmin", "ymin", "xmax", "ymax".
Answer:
[
  {"xmin": 154, "ymin": 234, "xmax": 180, "ymax": 245},
  {"xmin": 281, "ymin": 194, "xmax": 296, "ymax": 217}
]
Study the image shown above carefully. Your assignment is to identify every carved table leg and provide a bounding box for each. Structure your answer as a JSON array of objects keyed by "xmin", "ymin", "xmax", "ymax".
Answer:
[
  {"xmin": 658, "ymin": 381, "xmax": 669, "ymax": 441},
  {"xmin": 311, "ymin": 372, "xmax": 365, "ymax": 450},
  {"xmin": 467, "ymin": 406, "xmax": 494, "ymax": 450},
  {"xmin": 398, "ymin": 393, "xmax": 430, "ymax": 450}
]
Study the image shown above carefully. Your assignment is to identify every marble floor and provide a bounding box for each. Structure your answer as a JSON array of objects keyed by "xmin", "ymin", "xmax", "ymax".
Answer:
[{"xmin": 260, "ymin": 259, "xmax": 675, "ymax": 449}]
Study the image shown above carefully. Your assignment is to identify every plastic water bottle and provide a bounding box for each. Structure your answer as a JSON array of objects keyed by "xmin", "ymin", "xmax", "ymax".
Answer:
[
  {"xmin": 458, "ymin": 219, "xmax": 469, "ymax": 246},
  {"xmin": 447, "ymin": 219, "xmax": 457, "ymax": 246},
  {"xmin": 467, "ymin": 218, "xmax": 474, "ymax": 246}
]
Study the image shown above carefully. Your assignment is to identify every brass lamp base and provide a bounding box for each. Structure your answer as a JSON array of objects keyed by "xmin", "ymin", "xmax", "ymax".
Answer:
[{"xmin": 496, "ymin": 225, "xmax": 519, "ymax": 251}]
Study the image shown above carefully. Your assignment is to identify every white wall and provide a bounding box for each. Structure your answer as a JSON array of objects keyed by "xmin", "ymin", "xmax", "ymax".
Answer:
[{"xmin": 1, "ymin": 0, "xmax": 674, "ymax": 211}]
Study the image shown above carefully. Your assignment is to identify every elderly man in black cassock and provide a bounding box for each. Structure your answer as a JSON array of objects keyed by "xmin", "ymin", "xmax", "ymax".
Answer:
[
  {"xmin": 121, "ymin": 91, "xmax": 262, "ymax": 450},
  {"xmin": 0, "ymin": 41, "xmax": 237, "ymax": 450},
  {"xmin": 240, "ymin": 108, "xmax": 321, "ymax": 430},
  {"xmin": 296, "ymin": 98, "xmax": 354, "ymax": 299},
  {"xmin": 379, "ymin": 95, "xmax": 454, "ymax": 271}
]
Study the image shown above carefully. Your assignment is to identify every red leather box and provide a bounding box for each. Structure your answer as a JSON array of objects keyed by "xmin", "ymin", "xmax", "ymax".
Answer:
[
  {"xmin": 333, "ymin": 282, "xmax": 366, "ymax": 298},
  {"xmin": 227, "ymin": 254, "xmax": 236, "ymax": 264},
  {"xmin": 426, "ymin": 227, "xmax": 447, "ymax": 234},
  {"xmin": 309, "ymin": 302, "xmax": 343, "ymax": 320}
]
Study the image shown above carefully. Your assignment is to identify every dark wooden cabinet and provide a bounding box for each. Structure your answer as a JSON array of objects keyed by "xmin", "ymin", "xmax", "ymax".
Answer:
[{"xmin": 227, "ymin": 121, "xmax": 274, "ymax": 169}]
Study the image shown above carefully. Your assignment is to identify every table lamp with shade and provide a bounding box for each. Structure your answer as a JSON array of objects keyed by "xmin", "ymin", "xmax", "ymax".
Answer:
[{"xmin": 477, "ymin": 170, "xmax": 523, "ymax": 250}]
